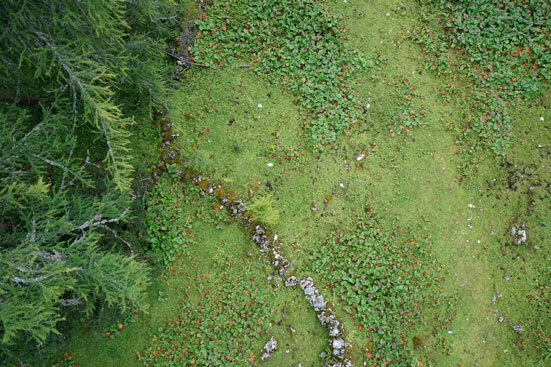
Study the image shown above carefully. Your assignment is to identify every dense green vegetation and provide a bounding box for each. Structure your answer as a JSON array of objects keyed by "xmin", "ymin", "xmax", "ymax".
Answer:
[
  {"xmin": 1, "ymin": 0, "xmax": 550, "ymax": 366},
  {"xmin": 311, "ymin": 216, "xmax": 454, "ymax": 365},
  {"xmin": 0, "ymin": 0, "xmax": 191, "ymax": 363},
  {"xmin": 412, "ymin": 0, "xmax": 551, "ymax": 173},
  {"xmin": 193, "ymin": 0, "xmax": 369, "ymax": 148}
]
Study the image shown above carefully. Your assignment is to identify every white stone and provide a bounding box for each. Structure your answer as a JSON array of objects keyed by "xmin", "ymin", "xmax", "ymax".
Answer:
[{"xmin": 333, "ymin": 338, "xmax": 345, "ymax": 349}]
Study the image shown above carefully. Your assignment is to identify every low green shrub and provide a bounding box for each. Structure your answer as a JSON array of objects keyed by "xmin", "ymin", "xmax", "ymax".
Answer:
[{"xmin": 248, "ymin": 195, "xmax": 280, "ymax": 227}]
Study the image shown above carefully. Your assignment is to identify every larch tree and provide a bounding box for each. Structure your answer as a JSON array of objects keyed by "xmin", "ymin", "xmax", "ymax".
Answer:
[{"xmin": 0, "ymin": 0, "xmax": 192, "ymax": 362}]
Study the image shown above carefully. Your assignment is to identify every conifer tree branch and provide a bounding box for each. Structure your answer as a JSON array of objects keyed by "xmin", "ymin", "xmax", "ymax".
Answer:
[
  {"xmin": 34, "ymin": 31, "xmax": 128, "ymax": 188},
  {"xmin": 67, "ymin": 206, "xmax": 131, "ymax": 233},
  {"xmin": 26, "ymin": 214, "xmax": 37, "ymax": 245},
  {"xmin": 9, "ymin": 274, "xmax": 53, "ymax": 285},
  {"xmin": 99, "ymin": 117, "xmax": 119, "ymax": 174},
  {"xmin": 60, "ymin": 100, "xmax": 79, "ymax": 191},
  {"xmin": 97, "ymin": 223, "xmax": 135, "ymax": 256},
  {"xmin": 0, "ymin": 0, "xmax": 175, "ymax": 353},
  {"xmin": 59, "ymin": 152, "xmax": 91, "ymax": 193},
  {"xmin": 35, "ymin": 250, "xmax": 65, "ymax": 263},
  {"xmin": 29, "ymin": 153, "xmax": 86, "ymax": 183},
  {"xmin": 68, "ymin": 234, "xmax": 87, "ymax": 249},
  {"xmin": 60, "ymin": 298, "xmax": 84, "ymax": 306}
]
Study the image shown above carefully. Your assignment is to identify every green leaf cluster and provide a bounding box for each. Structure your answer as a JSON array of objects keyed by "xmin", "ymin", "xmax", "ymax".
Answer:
[
  {"xmin": 145, "ymin": 177, "xmax": 198, "ymax": 265},
  {"xmin": 391, "ymin": 79, "xmax": 426, "ymax": 135}
]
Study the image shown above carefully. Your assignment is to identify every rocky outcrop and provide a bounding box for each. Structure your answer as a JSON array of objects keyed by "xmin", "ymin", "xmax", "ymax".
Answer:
[
  {"xmin": 186, "ymin": 169, "xmax": 354, "ymax": 365},
  {"xmin": 187, "ymin": 170, "xmax": 354, "ymax": 366},
  {"xmin": 510, "ymin": 224, "xmax": 527, "ymax": 244}
]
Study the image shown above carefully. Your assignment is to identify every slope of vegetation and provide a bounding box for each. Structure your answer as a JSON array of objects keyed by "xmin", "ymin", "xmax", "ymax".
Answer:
[{"xmin": 1, "ymin": 0, "xmax": 550, "ymax": 366}]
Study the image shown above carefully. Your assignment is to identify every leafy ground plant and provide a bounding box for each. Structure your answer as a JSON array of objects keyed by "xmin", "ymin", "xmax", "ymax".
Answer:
[
  {"xmin": 411, "ymin": 0, "xmax": 551, "ymax": 175},
  {"xmin": 192, "ymin": 0, "xmax": 370, "ymax": 148},
  {"xmin": 534, "ymin": 262, "xmax": 551, "ymax": 363},
  {"xmin": 390, "ymin": 78, "xmax": 426, "ymax": 136},
  {"xmin": 137, "ymin": 254, "xmax": 275, "ymax": 367},
  {"xmin": 101, "ymin": 308, "xmax": 141, "ymax": 340},
  {"xmin": 311, "ymin": 215, "xmax": 455, "ymax": 366},
  {"xmin": 52, "ymin": 351, "xmax": 78, "ymax": 367},
  {"xmin": 145, "ymin": 177, "xmax": 196, "ymax": 264}
]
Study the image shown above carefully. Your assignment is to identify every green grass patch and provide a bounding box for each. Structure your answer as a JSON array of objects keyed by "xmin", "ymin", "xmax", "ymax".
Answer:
[
  {"xmin": 473, "ymin": 90, "xmax": 551, "ymax": 366},
  {"xmin": 170, "ymin": 1, "xmax": 550, "ymax": 364}
]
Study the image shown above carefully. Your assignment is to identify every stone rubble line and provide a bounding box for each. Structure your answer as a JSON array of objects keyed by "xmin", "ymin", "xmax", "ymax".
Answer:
[{"xmin": 185, "ymin": 169, "xmax": 353, "ymax": 367}]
